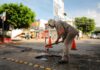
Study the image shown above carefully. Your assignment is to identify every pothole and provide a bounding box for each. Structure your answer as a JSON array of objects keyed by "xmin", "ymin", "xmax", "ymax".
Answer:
[{"xmin": 35, "ymin": 53, "xmax": 61, "ymax": 61}]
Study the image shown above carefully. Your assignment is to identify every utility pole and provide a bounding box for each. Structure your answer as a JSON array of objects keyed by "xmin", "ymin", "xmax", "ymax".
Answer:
[{"xmin": 2, "ymin": 18, "xmax": 4, "ymax": 42}]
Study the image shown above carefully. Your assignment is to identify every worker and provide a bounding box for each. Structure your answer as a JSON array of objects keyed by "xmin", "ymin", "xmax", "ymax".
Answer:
[{"xmin": 47, "ymin": 19, "xmax": 79, "ymax": 64}]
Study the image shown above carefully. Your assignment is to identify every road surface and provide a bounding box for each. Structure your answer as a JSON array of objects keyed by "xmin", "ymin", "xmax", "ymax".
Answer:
[{"xmin": 0, "ymin": 39, "xmax": 100, "ymax": 70}]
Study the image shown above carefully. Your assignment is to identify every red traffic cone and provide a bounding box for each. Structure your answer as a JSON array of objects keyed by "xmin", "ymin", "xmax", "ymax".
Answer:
[
  {"xmin": 47, "ymin": 36, "xmax": 52, "ymax": 48},
  {"xmin": 71, "ymin": 39, "xmax": 77, "ymax": 50}
]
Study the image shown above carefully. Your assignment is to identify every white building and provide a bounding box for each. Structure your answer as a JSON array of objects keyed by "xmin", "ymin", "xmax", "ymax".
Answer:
[
  {"xmin": 39, "ymin": 19, "xmax": 48, "ymax": 30},
  {"xmin": 53, "ymin": 0, "xmax": 65, "ymax": 20}
]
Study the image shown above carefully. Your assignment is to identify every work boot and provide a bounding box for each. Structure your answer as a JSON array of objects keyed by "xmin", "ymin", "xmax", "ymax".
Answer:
[
  {"xmin": 58, "ymin": 60, "xmax": 69, "ymax": 64},
  {"xmin": 58, "ymin": 55, "xmax": 69, "ymax": 64}
]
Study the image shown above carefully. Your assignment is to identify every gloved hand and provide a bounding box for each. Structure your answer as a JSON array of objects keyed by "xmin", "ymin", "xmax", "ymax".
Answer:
[{"xmin": 55, "ymin": 40, "xmax": 59, "ymax": 44}]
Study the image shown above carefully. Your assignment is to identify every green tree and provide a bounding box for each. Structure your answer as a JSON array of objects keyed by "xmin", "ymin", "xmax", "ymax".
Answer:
[
  {"xmin": 74, "ymin": 17, "xmax": 95, "ymax": 34},
  {"xmin": 0, "ymin": 3, "xmax": 36, "ymax": 28}
]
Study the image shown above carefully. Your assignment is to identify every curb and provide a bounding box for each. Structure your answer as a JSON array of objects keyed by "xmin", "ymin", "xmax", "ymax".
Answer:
[{"xmin": 1, "ymin": 57, "xmax": 52, "ymax": 70}]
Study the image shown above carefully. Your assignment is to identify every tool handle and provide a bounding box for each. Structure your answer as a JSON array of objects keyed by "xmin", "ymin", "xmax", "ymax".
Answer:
[{"xmin": 45, "ymin": 41, "xmax": 62, "ymax": 47}]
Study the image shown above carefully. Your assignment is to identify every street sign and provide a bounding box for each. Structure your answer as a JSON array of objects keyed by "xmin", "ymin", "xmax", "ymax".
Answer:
[{"xmin": 0, "ymin": 12, "xmax": 6, "ymax": 21}]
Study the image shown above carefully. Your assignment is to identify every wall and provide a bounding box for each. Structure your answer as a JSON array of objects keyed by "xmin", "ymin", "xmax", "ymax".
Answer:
[{"xmin": 11, "ymin": 29, "xmax": 23, "ymax": 40}]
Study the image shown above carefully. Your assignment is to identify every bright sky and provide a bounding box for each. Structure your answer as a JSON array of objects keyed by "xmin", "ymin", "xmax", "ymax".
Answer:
[{"xmin": 0, "ymin": 0, "xmax": 100, "ymax": 26}]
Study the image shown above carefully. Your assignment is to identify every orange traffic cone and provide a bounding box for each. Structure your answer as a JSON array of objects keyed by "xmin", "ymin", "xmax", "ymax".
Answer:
[
  {"xmin": 48, "ymin": 36, "xmax": 52, "ymax": 48},
  {"xmin": 71, "ymin": 39, "xmax": 77, "ymax": 50}
]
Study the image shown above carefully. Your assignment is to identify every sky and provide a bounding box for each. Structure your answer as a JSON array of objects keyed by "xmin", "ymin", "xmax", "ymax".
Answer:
[{"xmin": 0, "ymin": 0, "xmax": 100, "ymax": 26}]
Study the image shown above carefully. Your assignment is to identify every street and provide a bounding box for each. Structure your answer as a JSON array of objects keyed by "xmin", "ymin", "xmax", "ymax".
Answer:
[{"xmin": 0, "ymin": 39, "xmax": 100, "ymax": 70}]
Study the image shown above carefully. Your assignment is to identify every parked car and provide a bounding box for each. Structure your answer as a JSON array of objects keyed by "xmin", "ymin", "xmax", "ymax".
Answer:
[
  {"xmin": 90, "ymin": 34, "xmax": 97, "ymax": 39},
  {"xmin": 96, "ymin": 33, "xmax": 100, "ymax": 39},
  {"xmin": 90, "ymin": 34, "xmax": 100, "ymax": 39}
]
